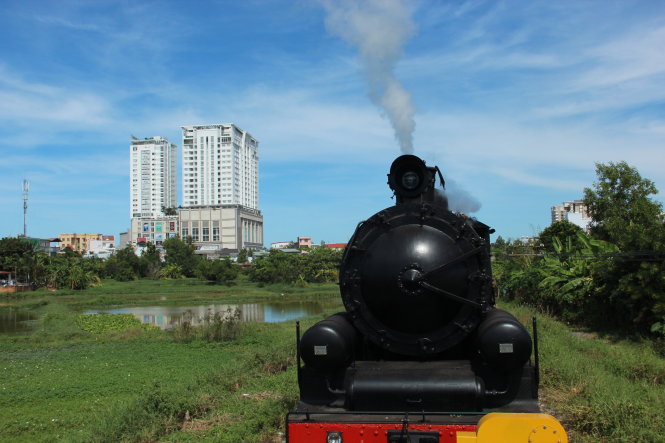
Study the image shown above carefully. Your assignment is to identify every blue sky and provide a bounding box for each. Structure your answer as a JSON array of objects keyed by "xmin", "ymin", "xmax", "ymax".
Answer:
[{"xmin": 1, "ymin": 0, "xmax": 664, "ymax": 245}]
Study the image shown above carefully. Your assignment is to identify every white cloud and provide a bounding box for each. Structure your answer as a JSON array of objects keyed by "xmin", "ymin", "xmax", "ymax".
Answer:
[{"xmin": 0, "ymin": 67, "xmax": 111, "ymax": 127}]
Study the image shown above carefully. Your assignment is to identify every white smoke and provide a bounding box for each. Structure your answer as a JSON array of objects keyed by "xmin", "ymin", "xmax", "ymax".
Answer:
[
  {"xmin": 321, "ymin": 0, "xmax": 416, "ymax": 154},
  {"xmin": 441, "ymin": 179, "xmax": 481, "ymax": 214}
]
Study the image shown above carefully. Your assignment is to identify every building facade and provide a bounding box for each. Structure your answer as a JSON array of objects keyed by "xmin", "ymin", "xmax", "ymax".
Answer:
[
  {"xmin": 179, "ymin": 205, "xmax": 263, "ymax": 255},
  {"xmin": 297, "ymin": 236, "xmax": 312, "ymax": 249},
  {"xmin": 551, "ymin": 200, "xmax": 592, "ymax": 232},
  {"xmin": 59, "ymin": 233, "xmax": 103, "ymax": 254},
  {"xmin": 126, "ymin": 206, "xmax": 263, "ymax": 255},
  {"xmin": 181, "ymin": 124, "xmax": 259, "ymax": 209},
  {"xmin": 130, "ymin": 136, "xmax": 177, "ymax": 218},
  {"xmin": 129, "ymin": 216, "xmax": 179, "ymax": 247}
]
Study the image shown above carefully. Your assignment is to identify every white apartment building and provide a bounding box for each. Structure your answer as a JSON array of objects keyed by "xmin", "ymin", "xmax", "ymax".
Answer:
[
  {"xmin": 130, "ymin": 136, "xmax": 177, "ymax": 218},
  {"xmin": 181, "ymin": 124, "xmax": 259, "ymax": 209},
  {"xmin": 551, "ymin": 200, "xmax": 592, "ymax": 232}
]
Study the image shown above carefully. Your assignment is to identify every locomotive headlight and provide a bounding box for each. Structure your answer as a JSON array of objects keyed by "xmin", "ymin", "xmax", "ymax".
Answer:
[
  {"xmin": 401, "ymin": 171, "xmax": 420, "ymax": 190},
  {"xmin": 327, "ymin": 431, "xmax": 343, "ymax": 443},
  {"xmin": 388, "ymin": 155, "xmax": 433, "ymax": 199}
]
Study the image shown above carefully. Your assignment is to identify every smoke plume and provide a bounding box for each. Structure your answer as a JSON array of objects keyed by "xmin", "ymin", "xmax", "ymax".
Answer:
[
  {"xmin": 322, "ymin": 0, "xmax": 416, "ymax": 154},
  {"xmin": 440, "ymin": 180, "xmax": 481, "ymax": 214}
]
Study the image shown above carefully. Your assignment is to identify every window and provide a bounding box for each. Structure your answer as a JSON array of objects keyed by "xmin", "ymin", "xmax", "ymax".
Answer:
[
  {"xmin": 202, "ymin": 227, "xmax": 209, "ymax": 242},
  {"xmin": 213, "ymin": 227, "xmax": 220, "ymax": 241},
  {"xmin": 191, "ymin": 227, "xmax": 199, "ymax": 240}
]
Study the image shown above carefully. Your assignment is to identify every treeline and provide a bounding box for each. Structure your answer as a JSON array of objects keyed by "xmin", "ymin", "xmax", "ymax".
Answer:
[
  {"xmin": 248, "ymin": 248, "xmax": 342, "ymax": 284},
  {"xmin": 0, "ymin": 235, "xmax": 343, "ymax": 290},
  {"xmin": 493, "ymin": 161, "xmax": 665, "ymax": 337}
]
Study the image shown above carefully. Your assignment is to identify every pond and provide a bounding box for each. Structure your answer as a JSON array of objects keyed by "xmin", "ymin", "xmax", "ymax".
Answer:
[
  {"xmin": 83, "ymin": 299, "xmax": 340, "ymax": 330},
  {"xmin": 0, "ymin": 307, "xmax": 38, "ymax": 334}
]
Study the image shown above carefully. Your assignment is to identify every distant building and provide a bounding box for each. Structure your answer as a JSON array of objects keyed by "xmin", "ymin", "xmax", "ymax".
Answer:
[
  {"xmin": 129, "ymin": 216, "xmax": 179, "ymax": 248},
  {"xmin": 297, "ymin": 236, "xmax": 312, "ymax": 249},
  {"xmin": 87, "ymin": 235, "xmax": 116, "ymax": 258},
  {"xmin": 179, "ymin": 205, "xmax": 263, "ymax": 256},
  {"xmin": 118, "ymin": 231, "xmax": 130, "ymax": 249},
  {"xmin": 130, "ymin": 136, "xmax": 177, "ymax": 218},
  {"xmin": 19, "ymin": 237, "xmax": 60, "ymax": 256},
  {"xmin": 181, "ymin": 124, "xmax": 259, "ymax": 210},
  {"xmin": 324, "ymin": 243, "xmax": 347, "ymax": 250},
  {"xmin": 126, "ymin": 205, "xmax": 263, "ymax": 256},
  {"xmin": 551, "ymin": 200, "xmax": 592, "ymax": 232},
  {"xmin": 271, "ymin": 241, "xmax": 291, "ymax": 250},
  {"xmin": 59, "ymin": 233, "xmax": 108, "ymax": 254}
]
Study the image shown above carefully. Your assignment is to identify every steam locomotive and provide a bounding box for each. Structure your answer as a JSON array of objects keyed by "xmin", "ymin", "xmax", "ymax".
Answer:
[{"xmin": 286, "ymin": 155, "xmax": 567, "ymax": 443}]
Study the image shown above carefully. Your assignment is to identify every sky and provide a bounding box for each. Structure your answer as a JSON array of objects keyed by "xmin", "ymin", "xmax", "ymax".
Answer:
[{"xmin": 1, "ymin": 0, "xmax": 664, "ymax": 246}]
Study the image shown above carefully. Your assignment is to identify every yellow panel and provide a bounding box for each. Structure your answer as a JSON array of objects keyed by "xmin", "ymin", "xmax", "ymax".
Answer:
[
  {"xmin": 455, "ymin": 431, "xmax": 477, "ymax": 442},
  {"xmin": 475, "ymin": 413, "xmax": 568, "ymax": 443}
]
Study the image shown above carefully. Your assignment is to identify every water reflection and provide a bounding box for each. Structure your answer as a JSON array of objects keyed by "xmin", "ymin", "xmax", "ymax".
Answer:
[
  {"xmin": 0, "ymin": 307, "xmax": 38, "ymax": 333},
  {"xmin": 84, "ymin": 300, "xmax": 337, "ymax": 330}
]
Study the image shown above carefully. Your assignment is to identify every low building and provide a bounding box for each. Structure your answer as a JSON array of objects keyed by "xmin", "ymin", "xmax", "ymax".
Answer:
[
  {"xmin": 19, "ymin": 237, "xmax": 61, "ymax": 256},
  {"xmin": 87, "ymin": 235, "xmax": 116, "ymax": 258},
  {"xmin": 179, "ymin": 204, "xmax": 263, "ymax": 255},
  {"xmin": 271, "ymin": 241, "xmax": 291, "ymax": 250},
  {"xmin": 129, "ymin": 216, "xmax": 179, "ymax": 247},
  {"xmin": 324, "ymin": 243, "xmax": 347, "ymax": 250},
  {"xmin": 128, "ymin": 205, "xmax": 263, "ymax": 257},
  {"xmin": 297, "ymin": 236, "xmax": 312, "ymax": 249},
  {"xmin": 59, "ymin": 233, "xmax": 104, "ymax": 254}
]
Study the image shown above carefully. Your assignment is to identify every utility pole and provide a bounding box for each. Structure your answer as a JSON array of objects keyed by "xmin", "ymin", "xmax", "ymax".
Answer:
[{"xmin": 23, "ymin": 179, "xmax": 29, "ymax": 238}]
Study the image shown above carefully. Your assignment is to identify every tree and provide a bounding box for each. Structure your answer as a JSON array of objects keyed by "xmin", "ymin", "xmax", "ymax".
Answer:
[
  {"xmin": 583, "ymin": 161, "xmax": 665, "ymax": 334},
  {"xmin": 162, "ymin": 206, "xmax": 178, "ymax": 216},
  {"xmin": 140, "ymin": 242, "xmax": 162, "ymax": 278},
  {"xmin": 196, "ymin": 258, "xmax": 238, "ymax": 285},
  {"xmin": 105, "ymin": 245, "xmax": 141, "ymax": 281},
  {"xmin": 539, "ymin": 221, "xmax": 585, "ymax": 253},
  {"xmin": 584, "ymin": 161, "xmax": 664, "ymax": 251},
  {"xmin": 537, "ymin": 233, "xmax": 618, "ymax": 321},
  {"xmin": 160, "ymin": 264, "xmax": 184, "ymax": 279},
  {"xmin": 236, "ymin": 249, "xmax": 249, "ymax": 264},
  {"xmin": 162, "ymin": 237, "xmax": 199, "ymax": 277},
  {"xmin": 0, "ymin": 237, "xmax": 35, "ymax": 282}
]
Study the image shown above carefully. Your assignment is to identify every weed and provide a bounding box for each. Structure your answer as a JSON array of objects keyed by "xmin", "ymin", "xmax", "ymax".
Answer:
[{"xmin": 201, "ymin": 307, "xmax": 242, "ymax": 342}]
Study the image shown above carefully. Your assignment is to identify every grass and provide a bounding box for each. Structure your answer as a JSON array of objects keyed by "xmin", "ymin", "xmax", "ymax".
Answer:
[
  {"xmin": 4, "ymin": 275, "xmax": 339, "ymax": 310},
  {"xmin": 0, "ymin": 279, "xmax": 340, "ymax": 442},
  {"xmin": 2, "ymin": 280, "xmax": 664, "ymax": 442},
  {"xmin": 500, "ymin": 300, "xmax": 665, "ymax": 442}
]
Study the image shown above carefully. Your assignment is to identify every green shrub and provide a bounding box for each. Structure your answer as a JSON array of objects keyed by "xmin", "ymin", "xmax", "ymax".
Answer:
[{"xmin": 77, "ymin": 314, "xmax": 155, "ymax": 334}]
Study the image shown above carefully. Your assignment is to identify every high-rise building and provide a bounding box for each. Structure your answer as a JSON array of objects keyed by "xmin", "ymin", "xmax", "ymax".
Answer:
[
  {"xmin": 551, "ymin": 200, "xmax": 592, "ymax": 232},
  {"xmin": 181, "ymin": 124, "xmax": 259, "ymax": 209},
  {"xmin": 130, "ymin": 136, "xmax": 177, "ymax": 218}
]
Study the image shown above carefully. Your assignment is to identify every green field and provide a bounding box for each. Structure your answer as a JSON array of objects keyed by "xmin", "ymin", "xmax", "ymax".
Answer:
[{"xmin": 1, "ymin": 280, "xmax": 664, "ymax": 442}]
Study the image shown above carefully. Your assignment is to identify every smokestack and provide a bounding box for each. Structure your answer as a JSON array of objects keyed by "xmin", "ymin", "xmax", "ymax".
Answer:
[{"xmin": 322, "ymin": 0, "xmax": 416, "ymax": 154}]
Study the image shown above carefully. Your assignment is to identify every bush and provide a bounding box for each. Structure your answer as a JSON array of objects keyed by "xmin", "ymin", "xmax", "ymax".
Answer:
[{"xmin": 196, "ymin": 258, "xmax": 239, "ymax": 285}]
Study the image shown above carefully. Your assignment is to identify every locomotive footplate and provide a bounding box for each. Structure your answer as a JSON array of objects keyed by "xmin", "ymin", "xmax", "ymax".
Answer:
[
  {"xmin": 286, "ymin": 411, "xmax": 480, "ymax": 443},
  {"xmin": 286, "ymin": 411, "xmax": 567, "ymax": 442}
]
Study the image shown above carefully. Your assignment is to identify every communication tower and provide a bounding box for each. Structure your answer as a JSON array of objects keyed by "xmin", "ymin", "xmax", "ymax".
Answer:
[{"xmin": 23, "ymin": 179, "xmax": 29, "ymax": 237}]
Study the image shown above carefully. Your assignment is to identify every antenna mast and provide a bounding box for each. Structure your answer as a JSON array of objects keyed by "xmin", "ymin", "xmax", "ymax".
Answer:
[{"xmin": 23, "ymin": 179, "xmax": 29, "ymax": 237}]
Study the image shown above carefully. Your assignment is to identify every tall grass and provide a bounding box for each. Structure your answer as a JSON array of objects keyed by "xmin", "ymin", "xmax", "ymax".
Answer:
[{"xmin": 501, "ymin": 300, "xmax": 665, "ymax": 442}]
